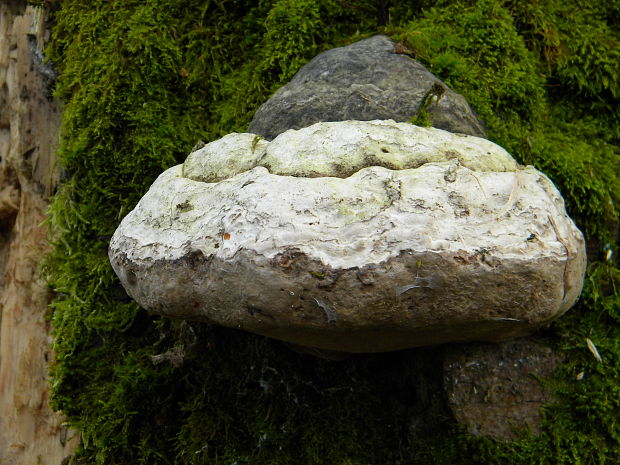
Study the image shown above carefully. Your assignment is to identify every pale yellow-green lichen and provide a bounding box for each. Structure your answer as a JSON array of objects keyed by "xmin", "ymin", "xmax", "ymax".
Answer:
[{"xmin": 182, "ymin": 120, "xmax": 518, "ymax": 183}]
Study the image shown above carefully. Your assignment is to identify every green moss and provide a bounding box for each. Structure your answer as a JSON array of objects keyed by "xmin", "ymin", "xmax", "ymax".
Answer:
[
  {"xmin": 411, "ymin": 81, "xmax": 446, "ymax": 126},
  {"xmin": 43, "ymin": 0, "xmax": 619, "ymax": 464}
]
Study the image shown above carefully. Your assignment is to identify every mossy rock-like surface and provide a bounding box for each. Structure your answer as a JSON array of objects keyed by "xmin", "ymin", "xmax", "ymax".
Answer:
[
  {"xmin": 247, "ymin": 34, "xmax": 486, "ymax": 139},
  {"xmin": 44, "ymin": 1, "xmax": 619, "ymax": 464}
]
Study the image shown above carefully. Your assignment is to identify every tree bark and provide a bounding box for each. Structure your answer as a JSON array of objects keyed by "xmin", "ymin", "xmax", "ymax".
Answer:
[{"xmin": 0, "ymin": 2, "xmax": 78, "ymax": 464}]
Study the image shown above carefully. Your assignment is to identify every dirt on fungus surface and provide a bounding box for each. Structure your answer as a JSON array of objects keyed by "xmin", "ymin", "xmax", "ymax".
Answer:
[{"xmin": 0, "ymin": 2, "xmax": 78, "ymax": 464}]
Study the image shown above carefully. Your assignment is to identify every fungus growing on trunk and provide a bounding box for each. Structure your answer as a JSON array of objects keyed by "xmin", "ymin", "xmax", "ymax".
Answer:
[{"xmin": 109, "ymin": 120, "xmax": 586, "ymax": 354}]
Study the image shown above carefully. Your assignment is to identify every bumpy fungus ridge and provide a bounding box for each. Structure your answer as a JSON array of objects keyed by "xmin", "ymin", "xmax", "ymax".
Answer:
[{"xmin": 183, "ymin": 120, "xmax": 517, "ymax": 183}]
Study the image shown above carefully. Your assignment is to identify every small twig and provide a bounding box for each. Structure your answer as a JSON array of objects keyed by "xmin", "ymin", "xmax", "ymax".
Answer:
[{"xmin": 585, "ymin": 338, "xmax": 603, "ymax": 363}]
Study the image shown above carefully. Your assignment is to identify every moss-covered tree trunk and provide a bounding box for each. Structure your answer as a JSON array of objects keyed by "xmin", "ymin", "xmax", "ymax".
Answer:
[
  {"xmin": 37, "ymin": 0, "xmax": 620, "ymax": 464},
  {"xmin": 0, "ymin": 2, "xmax": 78, "ymax": 463}
]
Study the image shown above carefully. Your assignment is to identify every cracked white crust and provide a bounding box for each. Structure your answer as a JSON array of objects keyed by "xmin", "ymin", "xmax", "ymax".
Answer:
[{"xmin": 113, "ymin": 162, "xmax": 579, "ymax": 269}]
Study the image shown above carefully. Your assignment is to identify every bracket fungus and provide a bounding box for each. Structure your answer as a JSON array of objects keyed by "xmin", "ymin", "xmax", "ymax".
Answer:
[{"xmin": 109, "ymin": 120, "xmax": 586, "ymax": 354}]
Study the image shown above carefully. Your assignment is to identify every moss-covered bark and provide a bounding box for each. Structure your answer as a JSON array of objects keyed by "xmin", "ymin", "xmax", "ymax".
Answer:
[{"xmin": 41, "ymin": 0, "xmax": 619, "ymax": 463}]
